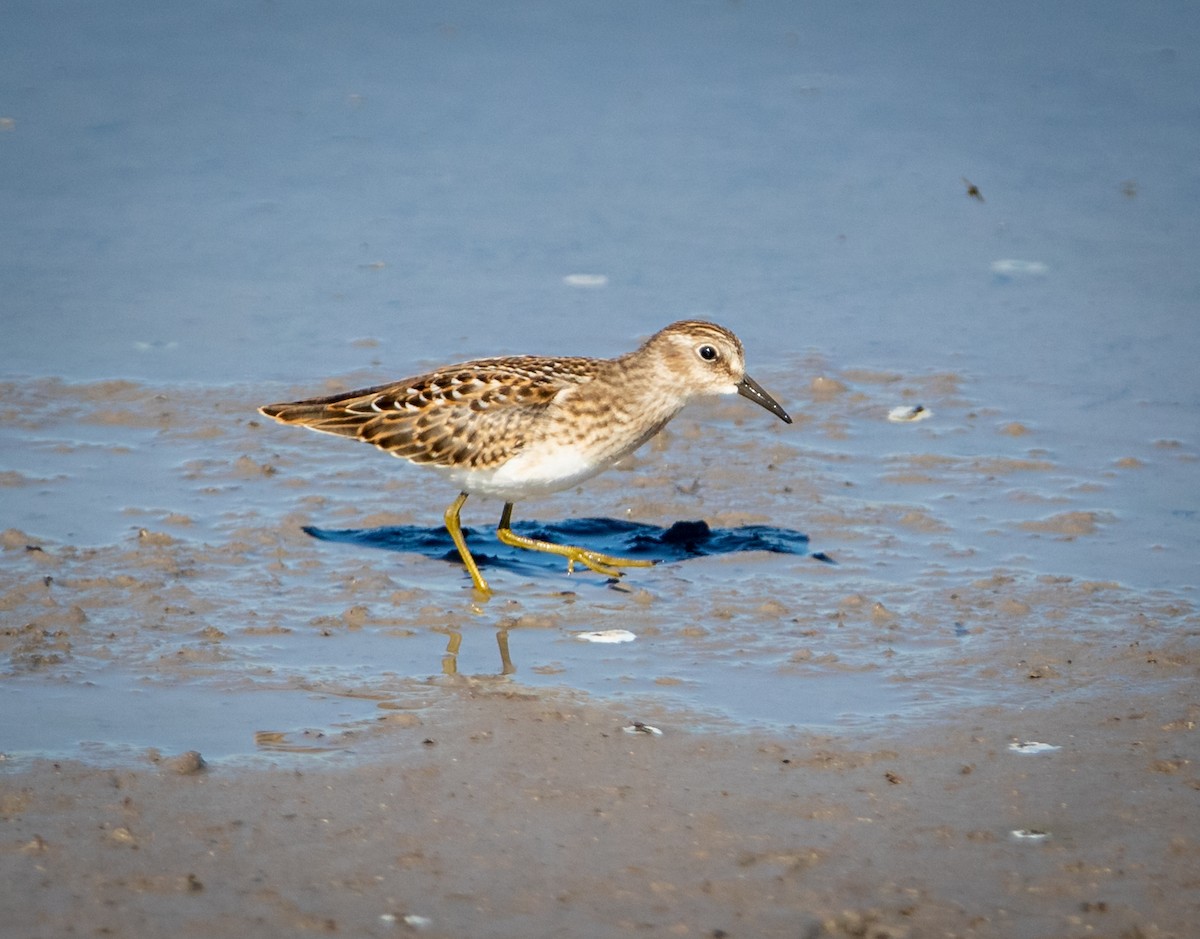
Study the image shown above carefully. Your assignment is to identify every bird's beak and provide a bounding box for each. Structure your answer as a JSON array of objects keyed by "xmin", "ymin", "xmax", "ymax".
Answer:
[{"xmin": 737, "ymin": 374, "xmax": 792, "ymax": 424}]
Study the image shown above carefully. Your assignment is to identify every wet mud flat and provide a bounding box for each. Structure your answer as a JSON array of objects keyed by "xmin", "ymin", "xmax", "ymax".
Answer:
[
  {"xmin": 1, "ymin": 374, "xmax": 1198, "ymax": 936},
  {"xmin": 2, "ymin": 667, "xmax": 1198, "ymax": 938}
]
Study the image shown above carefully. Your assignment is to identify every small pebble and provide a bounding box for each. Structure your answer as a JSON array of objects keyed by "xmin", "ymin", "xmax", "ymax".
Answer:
[{"xmin": 161, "ymin": 751, "xmax": 207, "ymax": 775}]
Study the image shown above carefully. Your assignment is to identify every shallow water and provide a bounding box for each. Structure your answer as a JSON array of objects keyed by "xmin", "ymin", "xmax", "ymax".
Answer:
[
  {"xmin": 3, "ymin": 375, "xmax": 1193, "ymax": 760},
  {"xmin": 1, "ymin": 1, "xmax": 1198, "ymax": 760}
]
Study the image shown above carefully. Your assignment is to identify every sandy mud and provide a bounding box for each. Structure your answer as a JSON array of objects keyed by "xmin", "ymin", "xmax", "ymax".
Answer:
[{"xmin": 2, "ymin": 374, "xmax": 1198, "ymax": 937}]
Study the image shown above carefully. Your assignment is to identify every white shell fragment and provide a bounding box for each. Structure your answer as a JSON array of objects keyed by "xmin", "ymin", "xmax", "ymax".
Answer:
[
  {"xmin": 1008, "ymin": 741, "xmax": 1061, "ymax": 754},
  {"xmin": 622, "ymin": 722, "xmax": 663, "ymax": 736},
  {"xmin": 1011, "ymin": 829, "xmax": 1051, "ymax": 841},
  {"xmin": 887, "ymin": 404, "xmax": 932, "ymax": 423},
  {"xmin": 379, "ymin": 912, "xmax": 432, "ymax": 930},
  {"xmin": 562, "ymin": 273, "xmax": 609, "ymax": 288},
  {"xmin": 576, "ymin": 629, "xmax": 637, "ymax": 643},
  {"xmin": 991, "ymin": 259, "xmax": 1049, "ymax": 276}
]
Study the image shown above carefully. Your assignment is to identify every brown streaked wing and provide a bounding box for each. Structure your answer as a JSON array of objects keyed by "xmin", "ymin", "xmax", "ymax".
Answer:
[{"xmin": 259, "ymin": 357, "xmax": 598, "ymax": 470}]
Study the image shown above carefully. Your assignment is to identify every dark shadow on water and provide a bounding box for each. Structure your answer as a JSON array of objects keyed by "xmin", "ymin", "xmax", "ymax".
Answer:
[{"xmin": 303, "ymin": 518, "xmax": 829, "ymax": 577}]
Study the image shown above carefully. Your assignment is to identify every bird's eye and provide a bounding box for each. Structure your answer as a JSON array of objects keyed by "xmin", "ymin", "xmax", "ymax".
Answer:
[{"xmin": 697, "ymin": 344, "xmax": 718, "ymax": 362}]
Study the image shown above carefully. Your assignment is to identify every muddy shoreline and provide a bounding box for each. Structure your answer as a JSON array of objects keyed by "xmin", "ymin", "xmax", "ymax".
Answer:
[
  {"xmin": 4, "ymin": 669, "xmax": 1198, "ymax": 938},
  {"xmin": 3, "ymin": 374, "xmax": 1198, "ymax": 936}
]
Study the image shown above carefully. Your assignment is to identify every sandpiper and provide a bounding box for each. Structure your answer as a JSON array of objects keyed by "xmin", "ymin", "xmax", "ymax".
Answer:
[{"xmin": 260, "ymin": 320, "xmax": 791, "ymax": 594}]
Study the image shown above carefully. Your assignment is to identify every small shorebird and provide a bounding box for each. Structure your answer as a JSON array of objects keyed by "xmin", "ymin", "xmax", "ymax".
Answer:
[{"xmin": 260, "ymin": 320, "xmax": 791, "ymax": 594}]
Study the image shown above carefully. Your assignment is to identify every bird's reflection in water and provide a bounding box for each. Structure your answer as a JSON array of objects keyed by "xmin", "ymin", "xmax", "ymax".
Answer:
[{"xmin": 437, "ymin": 627, "xmax": 515, "ymax": 677}]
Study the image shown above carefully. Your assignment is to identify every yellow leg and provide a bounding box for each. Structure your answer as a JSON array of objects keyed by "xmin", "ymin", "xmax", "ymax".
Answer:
[
  {"xmin": 495, "ymin": 503, "xmax": 656, "ymax": 581},
  {"xmin": 443, "ymin": 491, "xmax": 491, "ymax": 595}
]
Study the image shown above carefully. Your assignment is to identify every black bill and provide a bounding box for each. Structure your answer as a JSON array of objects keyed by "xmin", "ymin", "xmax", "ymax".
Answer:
[{"xmin": 737, "ymin": 374, "xmax": 792, "ymax": 424}]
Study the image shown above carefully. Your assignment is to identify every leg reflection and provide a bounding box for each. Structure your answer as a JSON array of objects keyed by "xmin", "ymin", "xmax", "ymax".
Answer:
[
  {"xmin": 440, "ymin": 629, "xmax": 463, "ymax": 676},
  {"xmin": 496, "ymin": 628, "xmax": 515, "ymax": 676},
  {"xmin": 438, "ymin": 627, "xmax": 516, "ymax": 676}
]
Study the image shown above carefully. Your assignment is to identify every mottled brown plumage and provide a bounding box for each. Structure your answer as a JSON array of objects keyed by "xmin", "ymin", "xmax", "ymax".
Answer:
[
  {"xmin": 261, "ymin": 358, "xmax": 591, "ymax": 471},
  {"xmin": 260, "ymin": 320, "xmax": 791, "ymax": 594}
]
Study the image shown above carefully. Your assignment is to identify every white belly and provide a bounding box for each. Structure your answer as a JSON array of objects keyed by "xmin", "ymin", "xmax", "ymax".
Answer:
[{"xmin": 441, "ymin": 442, "xmax": 612, "ymax": 502}]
